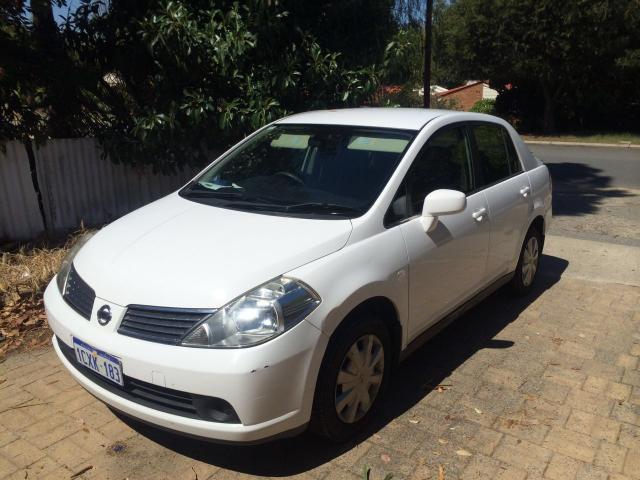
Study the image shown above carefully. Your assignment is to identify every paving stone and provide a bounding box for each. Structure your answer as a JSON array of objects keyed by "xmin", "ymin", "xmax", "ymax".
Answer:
[
  {"xmin": 494, "ymin": 413, "xmax": 550, "ymax": 445},
  {"xmin": 544, "ymin": 365, "xmax": 586, "ymax": 389},
  {"xmin": 460, "ymin": 453, "xmax": 502, "ymax": 479},
  {"xmin": 544, "ymin": 453, "xmax": 579, "ymax": 480},
  {"xmin": 19, "ymin": 414, "xmax": 83, "ymax": 449},
  {"xmin": 464, "ymin": 425, "xmax": 503, "ymax": 456},
  {"xmin": 0, "ymin": 456, "xmax": 17, "ymax": 478},
  {"xmin": 0, "ymin": 439, "xmax": 46, "ymax": 468},
  {"xmin": 520, "ymin": 378, "xmax": 570, "ymax": 405},
  {"xmin": 560, "ymin": 341, "xmax": 597, "ymax": 360},
  {"xmin": 595, "ymin": 442, "xmax": 627, "ymax": 472},
  {"xmin": 543, "ymin": 427, "xmax": 599, "ymax": 463},
  {"xmin": 483, "ymin": 367, "xmax": 526, "ymax": 390},
  {"xmin": 492, "ymin": 435, "xmax": 552, "ymax": 476},
  {"xmin": 351, "ymin": 444, "xmax": 419, "ymax": 480},
  {"xmin": 565, "ymin": 389, "xmax": 615, "ymax": 417},
  {"xmin": 619, "ymin": 423, "xmax": 640, "ymax": 450},
  {"xmin": 623, "ymin": 448, "xmax": 640, "ymax": 479},
  {"xmin": 565, "ymin": 410, "xmax": 621, "ymax": 443},
  {"xmin": 622, "ymin": 369, "xmax": 640, "ymax": 387},
  {"xmin": 70, "ymin": 401, "xmax": 116, "ymax": 430},
  {"xmin": 97, "ymin": 419, "xmax": 138, "ymax": 443},
  {"xmin": 576, "ymin": 463, "xmax": 610, "ymax": 480},
  {"xmin": 45, "ymin": 438, "xmax": 94, "ymax": 470},
  {"xmin": 0, "ymin": 384, "xmax": 34, "ymax": 411},
  {"xmin": 612, "ymin": 402, "xmax": 640, "ymax": 426},
  {"xmin": 617, "ymin": 354, "xmax": 639, "ymax": 369},
  {"xmin": 334, "ymin": 441, "xmax": 373, "ymax": 470},
  {"xmin": 582, "ymin": 359, "xmax": 624, "ymax": 382},
  {"xmin": 368, "ymin": 421, "xmax": 428, "ymax": 457}
]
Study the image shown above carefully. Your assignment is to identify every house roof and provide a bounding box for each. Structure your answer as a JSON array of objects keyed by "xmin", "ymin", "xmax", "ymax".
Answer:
[{"xmin": 437, "ymin": 81, "xmax": 486, "ymax": 97}]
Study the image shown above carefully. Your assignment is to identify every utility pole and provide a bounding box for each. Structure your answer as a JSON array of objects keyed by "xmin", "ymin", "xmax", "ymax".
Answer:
[{"xmin": 423, "ymin": 0, "xmax": 434, "ymax": 108}]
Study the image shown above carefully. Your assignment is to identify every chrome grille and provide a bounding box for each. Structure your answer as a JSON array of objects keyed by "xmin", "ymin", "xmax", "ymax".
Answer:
[
  {"xmin": 118, "ymin": 305, "xmax": 215, "ymax": 345},
  {"xmin": 63, "ymin": 265, "xmax": 95, "ymax": 320}
]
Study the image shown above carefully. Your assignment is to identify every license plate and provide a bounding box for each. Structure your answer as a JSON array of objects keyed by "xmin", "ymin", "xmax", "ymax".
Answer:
[{"xmin": 73, "ymin": 337, "xmax": 124, "ymax": 386}]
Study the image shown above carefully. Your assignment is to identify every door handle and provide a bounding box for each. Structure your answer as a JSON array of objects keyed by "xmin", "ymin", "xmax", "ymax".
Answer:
[
  {"xmin": 519, "ymin": 186, "xmax": 531, "ymax": 198},
  {"xmin": 472, "ymin": 207, "xmax": 487, "ymax": 222}
]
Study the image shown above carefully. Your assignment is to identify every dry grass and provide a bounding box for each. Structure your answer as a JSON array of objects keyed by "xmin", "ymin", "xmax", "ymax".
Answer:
[
  {"xmin": 0, "ymin": 246, "xmax": 68, "ymax": 306},
  {"xmin": 0, "ymin": 229, "xmax": 91, "ymax": 358}
]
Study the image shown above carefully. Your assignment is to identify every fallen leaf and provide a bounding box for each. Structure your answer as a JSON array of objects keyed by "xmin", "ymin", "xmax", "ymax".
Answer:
[
  {"xmin": 439, "ymin": 464, "xmax": 445, "ymax": 480},
  {"xmin": 474, "ymin": 408, "xmax": 482, "ymax": 415},
  {"xmin": 438, "ymin": 438, "xmax": 448, "ymax": 444},
  {"xmin": 456, "ymin": 449, "xmax": 472, "ymax": 457},
  {"xmin": 409, "ymin": 419, "xmax": 420, "ymax": 424},
  {"xmin": 380, "ymin": 453, "xmax": 391, "ymax": 464}
]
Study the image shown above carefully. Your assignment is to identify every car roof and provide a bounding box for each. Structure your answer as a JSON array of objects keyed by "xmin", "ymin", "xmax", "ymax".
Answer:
[{"xmin": 276, "ymin": 108, "xmax": 462, "ymax": 131}]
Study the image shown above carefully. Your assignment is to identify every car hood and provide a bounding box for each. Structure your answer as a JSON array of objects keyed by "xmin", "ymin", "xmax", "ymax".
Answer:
[{"xmin": 74, "ymin": 193, "xmax": 353, "ymax": 308}]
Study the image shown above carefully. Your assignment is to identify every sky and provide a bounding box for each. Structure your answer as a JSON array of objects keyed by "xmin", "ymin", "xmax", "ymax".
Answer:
[{"xmin": 52, "ymin": 0, "xmax": 79, "ymax": 24}]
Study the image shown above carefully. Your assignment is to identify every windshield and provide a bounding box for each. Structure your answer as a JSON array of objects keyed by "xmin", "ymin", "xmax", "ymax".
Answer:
[{"xmin": 181, "ymin": 124, "xmax": 416, "ymax": 218}]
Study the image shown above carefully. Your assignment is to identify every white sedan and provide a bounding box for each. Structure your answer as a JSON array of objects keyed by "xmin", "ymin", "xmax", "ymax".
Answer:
[{"xmin": 45, "ymin": 108, "xmax": 552, "ymax": 443}]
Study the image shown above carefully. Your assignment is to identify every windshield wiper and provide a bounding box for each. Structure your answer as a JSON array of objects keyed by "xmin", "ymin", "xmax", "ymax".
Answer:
[
  {"xmin": 284, "ymin": 202, "xmax": 362, "ymax": 215},
  {"xmin": 185, "ymin": 187, "xmax": 286, "ymax": 205}
]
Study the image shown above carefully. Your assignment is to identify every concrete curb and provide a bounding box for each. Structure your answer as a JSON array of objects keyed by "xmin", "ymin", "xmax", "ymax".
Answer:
[{"xmin": 524, "ymin": 140, "xmax": 640, "ymax": 149}]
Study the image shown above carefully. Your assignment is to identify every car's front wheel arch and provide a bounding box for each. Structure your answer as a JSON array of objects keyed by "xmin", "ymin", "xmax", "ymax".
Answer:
[{"xmin": 309, "ymin": 296, "xmax": 401, "ymax": 441}]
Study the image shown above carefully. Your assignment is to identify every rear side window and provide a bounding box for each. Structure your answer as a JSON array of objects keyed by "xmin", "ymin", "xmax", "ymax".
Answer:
[
  {"xmin": 472, "ymin": 124, "xmax": 521, "ymax": 186},
  {"xmin": 384, "ymin": 126, "xmax": 472, "ymax": 225}
]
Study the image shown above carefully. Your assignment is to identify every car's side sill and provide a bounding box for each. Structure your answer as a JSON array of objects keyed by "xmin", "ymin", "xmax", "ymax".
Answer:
[{"xmin": 399, "ymin": 271, "xmax": 515, "ymax": 363}]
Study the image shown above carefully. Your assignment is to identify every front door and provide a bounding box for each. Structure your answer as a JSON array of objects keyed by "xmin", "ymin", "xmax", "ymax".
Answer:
[{"xmin": 386, "ymin": 125, "xmax": 491, "ymax": 341}]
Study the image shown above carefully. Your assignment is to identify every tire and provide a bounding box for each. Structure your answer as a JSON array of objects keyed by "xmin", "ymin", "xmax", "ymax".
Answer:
[
  {"xmin": 511, "ymin": 226, "xmax": 543, "ymax": 295},
  {"xmin": 310, "ymin": 313, "xmax": 391, "ymax": 442}
]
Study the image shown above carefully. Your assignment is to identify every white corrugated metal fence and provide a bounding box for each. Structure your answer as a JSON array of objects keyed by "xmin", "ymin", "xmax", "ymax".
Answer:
[
  {"xmin": 0, "ymin": 141, "xmax": 46, "ymax": 240},
  {"xmin": 0, "ymin": 139, "xmax": 201, "ymax": 242}
]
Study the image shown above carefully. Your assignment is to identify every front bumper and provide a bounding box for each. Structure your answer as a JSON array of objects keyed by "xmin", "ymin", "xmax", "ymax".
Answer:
[{"xmin": 45, "ymin": 281, "xmax": 328, "ymax": 443}]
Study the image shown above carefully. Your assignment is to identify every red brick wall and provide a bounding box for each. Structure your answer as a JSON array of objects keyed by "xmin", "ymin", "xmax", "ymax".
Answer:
[{"xmin": 438, "ymin": 83, "xmax": 484, "ymax": 111}]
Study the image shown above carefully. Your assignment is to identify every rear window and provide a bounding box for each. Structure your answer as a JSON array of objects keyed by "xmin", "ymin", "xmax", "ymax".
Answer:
[{"xmin": 472, "ymin": 124, "xmax": 521, "ymax": 186}]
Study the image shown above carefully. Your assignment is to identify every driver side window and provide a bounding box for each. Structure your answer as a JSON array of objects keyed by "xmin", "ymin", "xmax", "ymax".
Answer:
[{"xmin": 385, "ymin": 126, "xmax": 472, "ymax": 226}]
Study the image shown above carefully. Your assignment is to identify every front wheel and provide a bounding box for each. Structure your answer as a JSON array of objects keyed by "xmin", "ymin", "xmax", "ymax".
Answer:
[
  {"xmin": 310, "ymin": 315, "xmax": 391, "ymax": 442},
  {"xmin": 511, "ymin": 226, "xmax": 542, "ymax": 295}
]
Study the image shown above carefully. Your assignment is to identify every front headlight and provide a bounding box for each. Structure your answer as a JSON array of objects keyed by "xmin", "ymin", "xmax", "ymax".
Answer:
[
  {"xmin": 56, "ymin": 232, "xmax": 96, "ymax": 295},
  {"xmin": 181, "ymin": 277, "xmax": 321, "ymax": 348}
]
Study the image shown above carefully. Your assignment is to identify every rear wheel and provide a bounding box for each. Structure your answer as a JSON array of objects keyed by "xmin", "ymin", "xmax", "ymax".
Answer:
[
  {"xmin": 311, "ymin": 314, "xmax": 391, "ymax": 442},
  {"xmin": 511, "ymin": 226, "xmax": 542, "ymax": 295}
]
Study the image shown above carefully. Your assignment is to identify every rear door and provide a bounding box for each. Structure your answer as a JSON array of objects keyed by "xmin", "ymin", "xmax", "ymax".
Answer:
[{"xmin": 469, "ymin": 123, "xmax": 532, "ymax": 279}]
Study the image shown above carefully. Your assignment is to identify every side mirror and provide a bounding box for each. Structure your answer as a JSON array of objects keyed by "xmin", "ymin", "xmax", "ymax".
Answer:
[{"xmin": 421, "ymin": 189, "xmax": 467, "ymax": 232}]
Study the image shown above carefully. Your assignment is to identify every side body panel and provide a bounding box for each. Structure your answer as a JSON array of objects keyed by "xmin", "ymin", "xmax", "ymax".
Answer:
[
  {"xmin": 483, "ymin": 172, "xmax": 533, "ymax": 278},
  {"xmin": 399, "ymin": 191, "xmax": 491, "ymax": 340}
]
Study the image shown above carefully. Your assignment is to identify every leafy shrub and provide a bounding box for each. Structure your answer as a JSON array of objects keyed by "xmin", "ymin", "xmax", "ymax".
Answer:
[{"xmin": 470, "ymin": 98, "xmax": 496, "ymax": 114}]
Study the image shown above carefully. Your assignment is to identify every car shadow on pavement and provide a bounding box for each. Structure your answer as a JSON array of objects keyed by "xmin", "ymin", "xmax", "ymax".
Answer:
[
  {"xmin": 546, "ymin": 162, "xmax": 635, "ymax": 216},
  {"xmin": 116, "ymin": 254, "xmax": 569, "ymax": 477}
]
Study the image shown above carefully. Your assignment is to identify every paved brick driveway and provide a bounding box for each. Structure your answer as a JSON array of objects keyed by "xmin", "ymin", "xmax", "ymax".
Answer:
[{"xmin": 1, "ymin": 241, "xmax": 639, "ymax": 480}]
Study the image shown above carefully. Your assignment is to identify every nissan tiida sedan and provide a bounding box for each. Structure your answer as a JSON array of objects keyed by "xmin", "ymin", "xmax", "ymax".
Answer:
[{"xmin": 45, "ymin": 108, "xmax": 552, "ymax": 443}]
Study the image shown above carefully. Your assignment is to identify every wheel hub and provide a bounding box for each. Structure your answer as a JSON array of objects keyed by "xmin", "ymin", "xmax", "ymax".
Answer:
[
  {"xmin": 334, "ymin": 334, "xmax": 384, "ymax": 424},
  {"xmin": 522, "ymin": 236, "xmax": 539, "ymax": 287}
]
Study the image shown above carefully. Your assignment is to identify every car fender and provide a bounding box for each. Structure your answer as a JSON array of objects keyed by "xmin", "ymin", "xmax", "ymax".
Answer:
[{"xmin": 288, "ymin": 226, "xmax": 409, "ymax": 349}]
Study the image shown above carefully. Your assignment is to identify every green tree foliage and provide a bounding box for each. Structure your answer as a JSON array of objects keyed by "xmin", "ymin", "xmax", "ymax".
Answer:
[
  {"xmin": 1, "ymin": 0, "xmax": 394, "ymax": 169},
  {"xmin": 470, "ymin": 98, "xmax": 495, "ymax": 114},
  {"xmin": 435, "ymin": 0, "xmax": 640, "ymax": 132}
]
